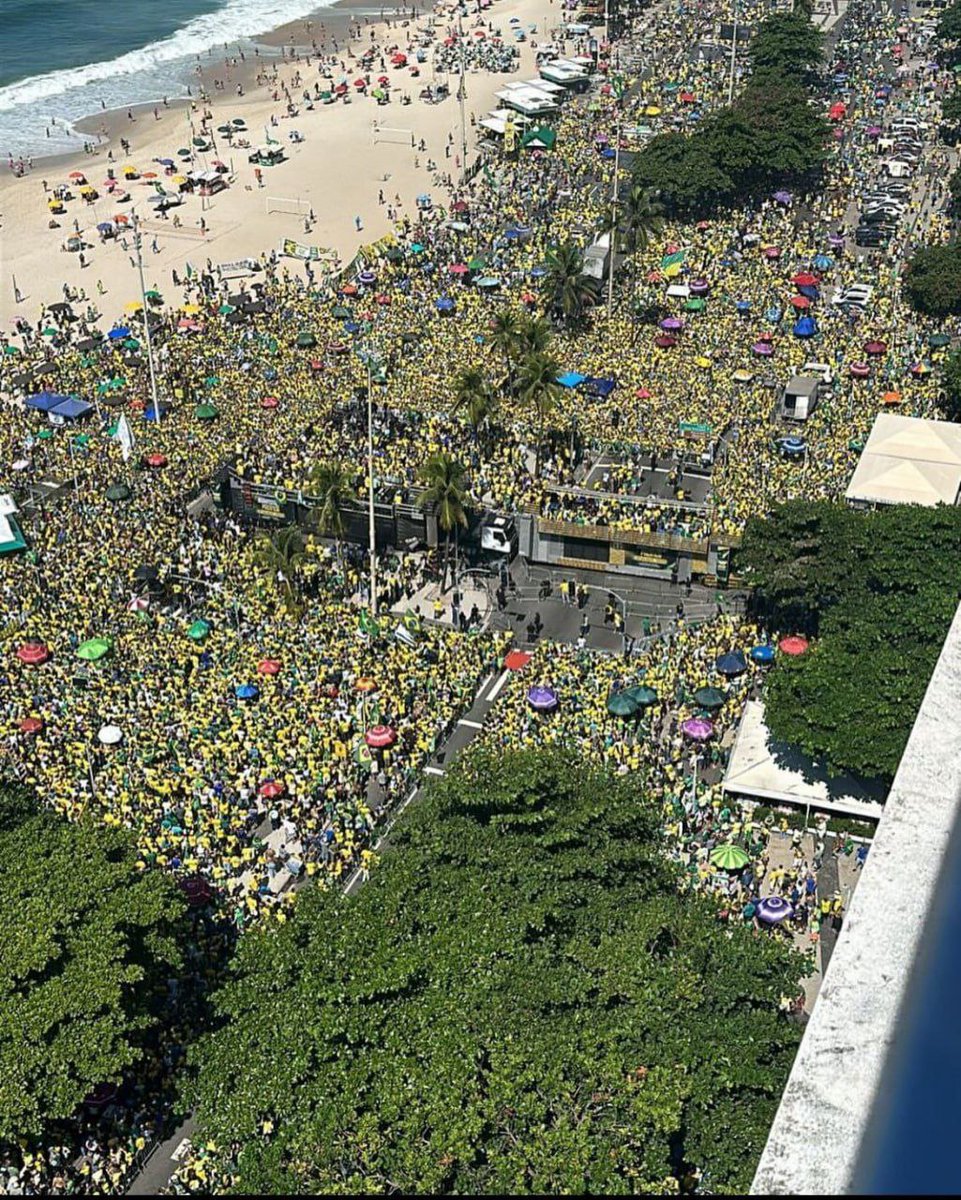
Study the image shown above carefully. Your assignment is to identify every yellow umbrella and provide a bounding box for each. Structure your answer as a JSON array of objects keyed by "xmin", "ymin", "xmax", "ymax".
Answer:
[
  {"xmin": 181, "ymin": 304, "xmax": 202, "ymax": 315},
  {"xmin": 172, "ymin": 175, "xmax": 188, "ymax": 184},
  {"xmin": 645, "ymin": 105, "xmax": 661, "ymax": 116},
  {"xmin": 694, "ymin": 356, "xmax": 711, "ymax": 369},
  {"xmin": 125, "ymin": 301, "xmax": 144, "ymax": 313}
]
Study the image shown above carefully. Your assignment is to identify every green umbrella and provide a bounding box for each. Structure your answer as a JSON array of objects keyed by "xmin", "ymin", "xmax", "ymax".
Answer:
[
  {"xmin": 684, "ymin": 298, "xmax": 707, "ymax": 311},
  {"xmin": 204, "ymin": 375, "xmax": 220, "ymax": 387},
  {"xmin": 106, "ymin": 483, "xmax": 131, "ymax": 502},
  {"xmin": 410, "ymin": 242, "xmax": 425, "ymax": 254},
  {"xmin": 145, "ymin": 290, "xmax": 162, "ymax": 301},
  {"xmin": 42, "ymin": 327, "xmax": 58, "ymax": 337},
  {"xmin": 36, "ymin": 429, "xmax": 54, "ymax": 440},
  {"xmin": 4, "ymin": 346, "xmax": 19, "ymax": 356},
  {"xmin": 195, "ymin": 403, "xmax": 219, "ymax": 421},
  {"xmin": 295, "ymin": 332, "xmax": 316, "ymax": 348},
  {"xmin": 72, "ymin": 433, "xmax": 91, "ymax": 447},
  {"xmin": 332, "ymin": 305, "xmax": 351, "ymax": 319},
  {"xmin": 218, "ymin": 304, "xmax": 236, "ymax": 315},
  {"xmin": 929, "ymin": 333, "xmax": 951, "ymax": 348},
  {"xmin": 77, "ymin": 637, "xmax": 112, "ymax": 661},
  {"xmin": 710, "ymin": 844, "xmax": 750, "ymax": 871},
  {"xmin": 694, "ymin": 686, "xmax": 726, "ymax": 710},
  {"xmin": 123, "ymin": 338, "xmax": 140, "ymax": 350},
  {"xmin": 385, "ymin": 246, "xmax": 404, "ymax": 262},
  {"xmin": 468, "ymin": 256, "xmax": 486, "ymax": 270},
  {"xmin": 607, "ymin": 692, "xmax": 639, "ymax": 718},
  {"xmin": 625, "ymin": 685, "xmax": 658, "ymax": 707},
  {"xmin": 187, "ymin": 619, "xmax": 211, "ymax": 641}
]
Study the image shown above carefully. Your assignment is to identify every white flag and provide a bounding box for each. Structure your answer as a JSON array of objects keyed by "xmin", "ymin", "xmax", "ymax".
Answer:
[{"xmin": 113, "ymin": 413, "xmax": 135, "ymax": 463}]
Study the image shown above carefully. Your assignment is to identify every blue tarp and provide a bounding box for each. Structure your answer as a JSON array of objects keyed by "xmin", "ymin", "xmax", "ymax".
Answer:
[
  {"xmin": 581, "ymin": 377, "xmax": 617, "ymax": 398},
  {"xmin": 26, "ymin": 391, "xmax": 71, "ymax": 412},
  {"xmin": 50, "ymin": 397, "xmax": 93, "ymax": 420},
  {"xmin": 556, "ymin": 372, "xmax": 586, "ymax": 388}
]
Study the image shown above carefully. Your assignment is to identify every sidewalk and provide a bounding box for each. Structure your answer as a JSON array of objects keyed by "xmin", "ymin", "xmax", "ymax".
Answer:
[{"xmin": 394, "ymin": 576, "xmax": 491, "ymax": 630}]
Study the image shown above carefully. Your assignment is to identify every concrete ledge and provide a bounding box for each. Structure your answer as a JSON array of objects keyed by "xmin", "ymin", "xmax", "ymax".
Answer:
[{"xmin": 751, "ymin": 601, "xmax": 961, "ymax": 1195}]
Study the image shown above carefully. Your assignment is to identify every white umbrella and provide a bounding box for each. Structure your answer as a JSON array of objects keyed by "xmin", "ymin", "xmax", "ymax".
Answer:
[
  {"xmin": 98, "ymin": 724, "xmax": 123, "ymax": 745},
  {"xmin": 128, "ymin": 596, "xmax": 149, "ymax": 612}
]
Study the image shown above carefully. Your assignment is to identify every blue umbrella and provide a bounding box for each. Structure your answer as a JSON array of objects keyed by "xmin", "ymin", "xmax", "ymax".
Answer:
[
  {"xmin": 793, "ymin": 316, "xmax": 817, "ymax": 337},
  {"xmin": 750, "ymin": 644, "xmax": 775, "ymax": 665},
  {"xmin": 781, "ymin": 436, "xmax": 806, "ymax": 455},
  {"xmin": 600, "ymin": 147, "xmax": 616, "ymax": 159},
  {"xmin": 530, "ymin": 265, "xmax": 547, "ymax": 278},
  {"xmin": 798, "ymin": 284, "xmax": 820, "ymax": 301},
  {"xmin": 813, "ymin": 254, "xmax": 834, "ymax": 271},
  {"xmin": 735, "ymin": 300, "xmax": 751, "ymax": 313},
  {"xmin": 765, "ymin": 306, "xmax": 782, "ymax": 323},
  {"xmin": 235, "ymin": 683, "xmax": 260, "ymax": 701},
  {"xmin": 503, "ymin": 228, "xmax": 523, "ymax": 240},
  {"xmin": 108, "ymin": 327, "xmax": 131, "ymax": 340},
  {"xmin": 97, "ymin": 221, "xmax": 114, "ymax": 232},
  {"xmin": 343, "ymin": 321, "xmax": 361, "ymax": 334},
  {"xmin": 435, "ymin": 297, "xmax": 455, "ymax": 312},
  {"xmin": 757, "ymin": 896, "xmax": 794, "ymax": 925},
  {"xmin": 715, "ymin": 651, "xmax": 747, "ymax": 677}
]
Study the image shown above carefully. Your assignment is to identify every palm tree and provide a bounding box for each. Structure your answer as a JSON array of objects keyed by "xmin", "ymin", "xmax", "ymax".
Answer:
[
  {"xmin": 620, "ymin": 185, "xmax": 665, "ymax": 260},
  {"xmin": 488, "ymin": 308, "xmax": 522, "ymax": 392},
  {"xmin": 518, "ymin": 350, "xmax": 564, "ymax": 478},
  {"xmin": 417, "ymin": 452, "xmax": 470, "ymax": 592},
  {"xmin": 252, "ymin": 525, "xmax": 306, "ymax": 610},
  {"xmin": 308, "ymin": 460, "xmax": 353, "ymax": 566},
  {"xmin": 542, "ymin": 242, "xmax": 598, "ymax": 327},
  {"xmin": 514, "ymin": 313, "xmax": 552, "ymax": 358},
  {"xmin": 453, "ymin": 367, "xmax": 496, "ymax": 441}
]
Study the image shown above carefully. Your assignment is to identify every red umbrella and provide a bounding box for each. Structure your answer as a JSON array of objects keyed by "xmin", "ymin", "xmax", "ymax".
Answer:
[
  {"xmin": 375, "ymin": 293, "xmax": 391, "ymax": 305},
  {"xmin": 377, "ymin": 75, "xmax": 390, "ymax": 84},
  {"xmin": 792, "ymin": 272, "xmax": 820, "ymax": 287},
  {"xmin": 504, "ymin": 649, "xmax": 532, "ymax": 671},
  {"xmin": 335, "ymin": 83, "xmax": 348, "ymax": 94},
  {"xmin": 779, "ymin": 635, "xmax": 809, "ymax": 657},
  {"xmin": 696, "ymin": 220, "xmax": 711, "ymax": 231},
  {"xmin": 391, "ymin": 52, "xmax": 407, "ymax": 64},
  {"xmin": 257, "ymin": 658, "xmax": 281, "ymax": 675},
  {"xmin": 16, "ymin": 643, "xmax": 49, "ymax": 665},
  {"xmin": 654, "ymin": 334, "xmax": 677, "ymax": 348},
  {"xmin": 341, "ymin": 282, "xmax": 358, "ymax": 296},
  {"xmin": 259, "ymin": 779, "xmax": 285, "ymax": 798},
  {"xmin": 449, "ymin": 263, "xmax": 469, "ymax": 275},
  {"xmin": 763, "ymin": 246, "xmax": 781, "ymax": 259},
  {"xmin": 19, "ymin": 717, "xmax": 43, "ymax": 734},
  {"xmin": 636, "ymin": 387, "xmax": 652, "ymax": 399},
  {"xmin": 354, "ymin": 78, "xmax": 367, "ymax": 89},
  {"xmin": 68, "ymin": 171, "xmax": 86, "ymax": 181},
  {"xmin": 646, "ymin": 270, "xmax": 663, "ymax": 283},
  {"xmin": 678, "ymin": 91, "xmax": 696, "ymax": 103},
  {"xmin": 145, "ymin": 453, "xmax": 167, "ymax": 468},
  {"xmin": 261, "ymin": 395, "xmax": 279, "ymax": 409},
  {"xmin": 790, "ymin": 295, "xmax": 811, "ymax": 309},
  {"xmin": 849, "ymin": 362, "xmax": 871, "ymax": 378},
  {"xmin": 365, "ymin": 724, "xmax": 397, "ymax": 749},
  {"xmin": 310, "ymin": 359, "xmax": 323, "ymax": 372},
  {"xmin": 451, "ymin": 201, "xmax": 469, "ymax": 214},
  {"xmin": 864, "ymin": 340, "xmax": 887, "ymax": 356}
]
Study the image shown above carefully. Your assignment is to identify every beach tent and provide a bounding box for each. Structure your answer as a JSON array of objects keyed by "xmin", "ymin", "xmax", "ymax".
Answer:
[
  {"xmin": 521, "ymin": 126, "xmax": 557, "ymax": 150},
  {"xmin": 49, "ymin": 397, "xmax": 93, "ymax": 421},
  {"xmin": 0, "ymin": 514, "xmax": 27, "ymax": 556},
  {"xmin": 25, "ymin": 391, "xmax": 71, "ymax": 412}
]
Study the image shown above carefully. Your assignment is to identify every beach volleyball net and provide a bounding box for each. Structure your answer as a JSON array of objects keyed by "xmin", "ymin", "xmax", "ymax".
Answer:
[
  {"xmin": 265, "ymin": 196, "xmax": 312, "ymax": 216},
  {"xmin": 371, "ymin": 124, "xmax": 414, "ymax": 146}
]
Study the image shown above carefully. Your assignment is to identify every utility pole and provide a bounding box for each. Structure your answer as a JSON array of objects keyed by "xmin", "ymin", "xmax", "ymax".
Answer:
[
  {"xmin": 132, "ymin": 213, "xmax": 161, "ymax": 422},
  {"xmin": 607, "ymin": 121, "xmax": 621, "ymax": 317},
  {"xmin": 728, "ymin": 0, "xmax": 738, "ymax": 106},
  {"xmin": 367, "ymin": 357, "xmax": 378, "ymax": 617}
]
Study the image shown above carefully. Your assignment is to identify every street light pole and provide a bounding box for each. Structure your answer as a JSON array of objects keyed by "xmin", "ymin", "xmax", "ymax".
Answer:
[
  {"xmin": 132, "ymin": 213, "xmax": 161, "ymax": 421},
  {"xmin": 607, "ymin": 122, "xmax": 621, "ymax": 318},
  {"xmin": 367, "ymin": 358, "xmax": 377, "ymax": 617},
  {"xmin": 727, "ymin": 1, "xmax": 738, "ymax": 106}
]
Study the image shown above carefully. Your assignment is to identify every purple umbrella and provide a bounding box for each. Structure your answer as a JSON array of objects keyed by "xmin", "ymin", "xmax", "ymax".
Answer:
[
  {"xmin": 773, "ymin": 190, "xmax": 793, "ymax": 205},
  {"xmin": 682, "ymin": 717, "xmax": 713, "ymax": 741},
  {"xmin": 866, "ymin": 125, "xmax": 882, "ymax": 137},
  {"xmin": 357, "ymin": 269, "xmax": 376, "ymax": 286},
  {"xmin": 752, "ymin": 340, "xmax": 774, "ymax": 356},
  {"xmin": 660, "ymin": 316, "xmax": 684, "ymax": 331},
  {"xmin": 594, "ymin": 133, "xmax": 609, "ymax": 144},
  {"xmin": 757, "ymin": 895, "xmax": 795, "ymax": 925},
  {"xmin": 689, "ymin": 278, "xmax": 710, "ymax": 295},
  {"xmin": 828, "ymin": 234, "xmax": 846, "ymax": 248},
  {"xmin": 527, "ymin": 685, "xmax": 559, "ymax": 712}
]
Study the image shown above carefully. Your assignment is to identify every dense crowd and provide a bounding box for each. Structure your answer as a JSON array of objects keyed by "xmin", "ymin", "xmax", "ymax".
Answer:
[{"xmin": 0, "ymin": 0, "xmax": 955, "ymax": 1191}]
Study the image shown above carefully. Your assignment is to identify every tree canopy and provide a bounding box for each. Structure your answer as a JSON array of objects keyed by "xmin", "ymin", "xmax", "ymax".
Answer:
[
  {"xmin": 740, "ymin": 502, "xmax": 961, "ymax": 779},
  {"xmin": 188, "ymin": 749, "xmax": 804, "ymax": 1195},
  {"xmin": 903, "ymin": 242, "xmax": 961, "ymax": 319},
  {"xmin": 0, "ymin": 787, "xmax": 185, "ymax": 1140},
  {"xmin": 631, "ymin": 14, "xmax": 827, "ymax": 216}
]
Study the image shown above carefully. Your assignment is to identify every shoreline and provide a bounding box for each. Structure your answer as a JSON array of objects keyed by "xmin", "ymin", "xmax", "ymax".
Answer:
[{"xmin": 0, "ymin": 0, "xmax": 564, "ymax": 321}]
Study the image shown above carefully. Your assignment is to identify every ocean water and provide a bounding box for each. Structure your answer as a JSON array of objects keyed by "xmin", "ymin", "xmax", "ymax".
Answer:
[{"xmin": 0, "ymin": 0, "xmax": 335, "ymax": 160}]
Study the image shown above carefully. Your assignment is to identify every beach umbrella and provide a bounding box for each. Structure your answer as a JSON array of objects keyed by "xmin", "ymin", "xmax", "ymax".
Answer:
[
  {"xmin": 910, "ymin": 363, "xmax": 932, "ymax": 377},
  {"xmin": 259, "ymin": 779, "xmax": 285, "ymax": 798},
  {"xmin": 715, "ymin": 651, "xmax": 747, "ymax": 676},
  {"xmin": 16, "ymin": 643, "xmax": 50, "ymax": 665},
  {"xmin": 257, "ymin": 658, "xmax": 281, "ymax": 675},
  {"xmin": 779, "ymin": 635, "xmax": 809, "ymax": 656},
  {"xmin": 77, "ymin": 637, "xmax": 111, "ymax": 662},
  {"xmin": 654, "ymin": 334, "xmax": 677, "ymax": 348},
  {"xmin": 694, "ymin": 686, "xmax": 726, "ymax": 710},
  {"xmin": 929, "ymin": 333, "xmax": 952, "ymax": 349},
  {"xmin": 106, "ymin": 483, "xmax": 131, "ymax": 502},
  {"xmin": 145, "ymin": 453, "xmax": 168, "ymax": 468},
  {"xmin": 607, "ymin": 692, "xmax": 639, "ymax": 718},
  {"xmin": 763, "ymin": 246, "xmax": 781, "ymax": 260},
  {"xmin": 261, "ymin": 395, "xmax": 279, "ymax": 409},
  {"xmin": 750, "ymin": 644, "xmax": 775, "ymax": 665},
  {"xmin": 681, "ymin": 717, "xmax": 713, "ymax": 741},
  {"xmin": 781, "ymin": 437, "xmax": 806, "ymax": 456},
  {"xmin": 187, "ymin": 619, "xmax": 210, "ymax": 642},
  {"xmin": 684, "ymin": 298, "xmax": 706, "ymax": 312},
  {"xmin": 864, "ymin": 339, "xmax": 886, "ymax": 356},
  {"xmin": 710, "ymin": 844, "xmax": 750, "ymax": 870},
  {"xmin": 850, "ymin": 362, "xmax": 870, "ymax": 378},
  {"xmin": 195, "ymin": 403, "xmax": 219, "ymax": 421},
  {"xmin": 504, "ymin": 649, "xmax": 532, "ymax": 671},
  {"xmin": 365, "ymin": 724, "xmax": 397, "ymax": 749},
  {"xmin": 98, "ymin": 724, "xmax": 123, "ymax": 746},
  {"xmin": 689, "ymin": 278, "xmax": 710, "ymax": 294},
  {"xmin": 793, "ymin": 316, "xmax": 816, "ymax": 337},
  {"xmin": 757, "ymin": 896, "xmax": 794, "ymax": 925},
  {"xmin": 813, "ymin": 254, "xmax": 834, "ymax": 271},
  {"xmin": 660, "ymin": 316, "xmax": 684, "ymax": 331},
  {"xmin": 882, "ymin": 390, "xmax": 902, "ymax": 406},
  {"xmin": 19, "ymin": 717, "xmax": 43, "ymax": 735},
  {"xmin": 128, "ymin": 597, "xmax": 149, "ymax": 612},
  {"xmin": 108, "ymin": 327, "xmax": 130, "ymax": 340},
  {"xmin": 752, "ymin": 341, "xmax": 774, "ymax": 356},
  {"xmin": 792, "ymin": 273, "xmax": 819, "ymax": 287},
  {"xmin": 235, "ymin": 683, "xmax": 259, "ymax": 701},
  {"xmin": 179, "ymin": 876, "xmax": 214, "ymax": 907},
  {"xmin": 625, "ymin": 685, "xmax": 658, "ymax": 707},
  {"xmin": 435, "ymin": 297, "xmax": 455, "ymax": 312},
  {"xmin": 527, "ymin": 685, "xmax": 559, "ymax": 712},
  {"xmin": 789, "ymin": 295, "xmax": 811, "ymax": 309}
]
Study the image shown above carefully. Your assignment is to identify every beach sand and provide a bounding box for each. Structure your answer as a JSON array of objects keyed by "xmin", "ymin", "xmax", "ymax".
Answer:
[{"xmin": 0, "ymin": 0, "xmax": 564, "ymax": 323}]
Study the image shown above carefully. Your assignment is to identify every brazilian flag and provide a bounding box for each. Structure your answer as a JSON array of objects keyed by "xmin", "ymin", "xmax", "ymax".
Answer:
[
  {"xmin": 358, "ymin": 609, "xmax": 381, "ymax": 639},
  {"xmin": 353, "ymin": 739, "xmax": 373, "ymax": 772}
]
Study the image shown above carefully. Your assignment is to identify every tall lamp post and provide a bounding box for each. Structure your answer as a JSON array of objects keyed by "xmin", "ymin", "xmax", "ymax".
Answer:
[{"xmin": 131, "ymin": 212, "xmax": 161, "ymax": 422}]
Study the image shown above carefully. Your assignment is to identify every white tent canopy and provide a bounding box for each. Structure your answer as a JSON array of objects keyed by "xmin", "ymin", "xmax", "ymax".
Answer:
[
  {"xmin": 722, "ymin": 701, "xmax": 885, "ymax": 821},
  {"xmin": 846, "ymin": 413, "xmax": 961, "ymax": 508}
]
